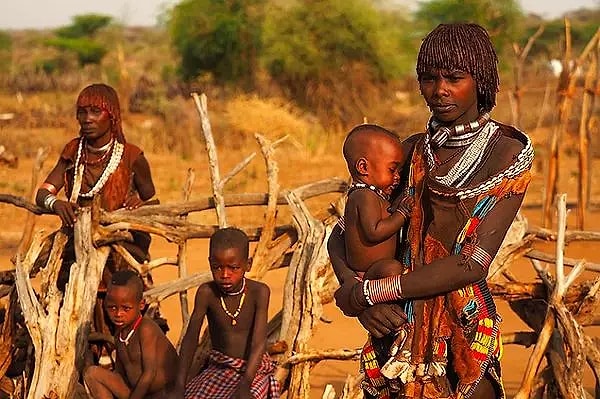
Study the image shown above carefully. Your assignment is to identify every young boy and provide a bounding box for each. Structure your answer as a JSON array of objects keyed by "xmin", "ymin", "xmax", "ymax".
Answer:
[
  {"xmin": 178, "ymin": 227, "xmax": 280, "ymax": 399},
  {"xmin": 84, "ymin": 270, "xmax": 179, "ymax": 399}
]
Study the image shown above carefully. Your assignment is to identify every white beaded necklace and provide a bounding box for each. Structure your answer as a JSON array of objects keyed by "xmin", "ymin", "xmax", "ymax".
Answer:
[
  {"xmin": 71, "ymin": 137, "xmax": 124, "ymax": 200},
  {"xmin": 220, "ymin": 279, "xmax": 247, "ymax": 326}
]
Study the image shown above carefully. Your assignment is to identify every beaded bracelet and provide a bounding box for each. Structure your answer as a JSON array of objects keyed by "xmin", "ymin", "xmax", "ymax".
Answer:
[
  {"xmin": 43, "ymin": 193, "xmax": 57, "ymax": 211},
  {"xmin": 362, "ymin": 279, "xmax": 374, "ymax": 306}
]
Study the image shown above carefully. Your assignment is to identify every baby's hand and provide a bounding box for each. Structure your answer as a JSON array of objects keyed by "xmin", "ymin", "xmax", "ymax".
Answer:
[{"xmin": 388, "ymin": 194, "xmax": 413, "ymax": 217}]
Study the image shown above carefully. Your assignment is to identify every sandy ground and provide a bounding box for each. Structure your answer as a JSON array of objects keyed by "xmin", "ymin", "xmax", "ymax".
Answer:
[{"xmin": 1, "ymin": 153, "xmax": 600, "ymax": 398}]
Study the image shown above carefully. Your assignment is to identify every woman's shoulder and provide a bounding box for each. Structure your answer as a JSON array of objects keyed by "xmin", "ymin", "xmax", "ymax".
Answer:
[
  {"xmin": 488, "ymin": 121, "xmax": 533, "ymax": 171},
  {"xmin": 60, "ymin": 137, "xmax": 81, "ymax": 160},
  {"xmin": 493, "ymin": 121, "xmax": 530, "ymax": 152}
]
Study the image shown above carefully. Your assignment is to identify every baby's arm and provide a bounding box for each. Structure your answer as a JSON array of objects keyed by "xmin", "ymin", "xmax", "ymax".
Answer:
[
  {"xmin": 176, "ymin": 283, "xmax": 210, "ymax": 392},
  {"xmin": 234, "ymin": 283, "xmax": 270, "ymax": 399},
  {"xmin": 129, "ymin": 322, "xmax": 161, "ymax": 399},
  {"xmin": 352, "ymin": 190, "xmax": 407, "ymax": 243}
]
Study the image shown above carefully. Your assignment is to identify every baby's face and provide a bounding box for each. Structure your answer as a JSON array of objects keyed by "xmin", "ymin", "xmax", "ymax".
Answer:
[{"xmin": 366, "ymin": 139, "xmax": 405, "ymax": 196}]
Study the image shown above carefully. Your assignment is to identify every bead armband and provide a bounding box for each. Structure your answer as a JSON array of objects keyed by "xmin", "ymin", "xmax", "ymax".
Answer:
[{"xmin": 365, "ymin": 275, "xmax": 404, "ymax": 304}]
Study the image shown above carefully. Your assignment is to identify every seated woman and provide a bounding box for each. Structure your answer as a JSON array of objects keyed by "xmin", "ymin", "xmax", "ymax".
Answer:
[{"xmin": 35, "ymin": 83, "xmax": 157, "ymax": 343}]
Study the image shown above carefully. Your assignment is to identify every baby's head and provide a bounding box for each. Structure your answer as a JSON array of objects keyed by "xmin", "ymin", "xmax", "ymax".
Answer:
[{"xmin": 343, "ymin": 124, "xmax": 405, "ymax": 196}]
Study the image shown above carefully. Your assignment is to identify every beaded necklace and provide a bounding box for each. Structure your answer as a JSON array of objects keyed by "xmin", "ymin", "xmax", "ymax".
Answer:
[
  {"xmin": 71, "ymin": 137, "xmax": 124, "ymax": 200},
  {"xmin": 428, "ymin": 112, "xmax": 491, "ymax": 149},
  {"xmin": 118, "ymin": 314, "xmax": 143, "ymax": 346},
  {"xmin": 220, "ymin": 283, "xmax": 247, "ymax": 326},
  {"xmin": 86, "ymin": 138, "xmax": 114, "ymax": 154},
  {"xmin": 348, "ymin": 181, "xmax": 390, "ymax": 202}
]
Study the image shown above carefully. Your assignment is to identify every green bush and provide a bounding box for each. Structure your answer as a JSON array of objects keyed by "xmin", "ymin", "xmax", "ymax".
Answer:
[
  {"xmin": 167, "ymin": 0, "xmax": 264, "ymax": 83},
  {"xmin": 261, "ymin": 0, "xmax": 414, "ymax": 84},
  {"xmin": 46, "ymin": 37, "xmax": 107, "ymax": 66},
  {"xmin": 56, "ymin": 14, "xmax": 112, "ymax": 38},
  {"xmin": 0, "ymin": 31, "xmax": 11, "ymax": 73}
]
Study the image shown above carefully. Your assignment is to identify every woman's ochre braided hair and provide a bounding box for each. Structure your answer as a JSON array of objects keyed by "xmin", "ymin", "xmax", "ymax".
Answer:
[
  {"xmin": 416, "ymin": 23, "xmax": 499, "ymax": 113},
  {"xmin": 76, "ymin": 83, "xmax": 126, "ymax": 143}
]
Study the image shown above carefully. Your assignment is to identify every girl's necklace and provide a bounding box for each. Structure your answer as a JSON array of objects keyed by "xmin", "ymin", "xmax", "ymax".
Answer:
[
  {"xmin": 220, "ymin": 284, "xmax": 247, "ymax": 326},
  {"xmin": 118, "ymin": 315, "xmax": 143, "ymax": 346}
]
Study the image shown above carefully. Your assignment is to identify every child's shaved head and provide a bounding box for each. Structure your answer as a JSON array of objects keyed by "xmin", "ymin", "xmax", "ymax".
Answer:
[
  {"xmin": 343, "ymin": 124, "xmax": 401, "ymax": 179},
  {"xmin": 109, "ymin": 270, "xmax": 144, "ymax": 300},
  {"xmin": 209, "ymin": 227, "xmax": 249, "ymax": 260}
]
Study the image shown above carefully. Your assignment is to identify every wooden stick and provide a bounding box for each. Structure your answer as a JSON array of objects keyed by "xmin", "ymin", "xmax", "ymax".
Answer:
[
  {"xmin": 219, "ymin": 152, "xmax": 256, "ymax": 189},
  {"xmin": 190, "ymin": 92, "xmax": 227, "ymax": 227},
  {"xmin": 176, "ymin": 169, "xmax": 195, "ymax": 348},
  {"xmin": 511, "ymin": 24, "xmax": 545, "ymax": 127},
  {"xmin": 577, "ymin": 29, "xmax": 600, "ymax": 229},
  {"xmin": 527, "ymin": 226, "xmax": 600, "ymax": 242},
  {"xmin": 525, "ymin": 249, "xmax": 600, "ymax": 273},
  {"xmin": 282, "ymin": 348, "xmax": 361, "ymax": 366},
  {"xmin": 16, "ymin": 148, "xmax": 48, "ymax": 260},
  {"xmin": 515, "ymin": 194, "xmax": 581, "ymax": 398},
  {"xmin": 249, "ymin": 134, "xmax": 283, "ymax": 279}
]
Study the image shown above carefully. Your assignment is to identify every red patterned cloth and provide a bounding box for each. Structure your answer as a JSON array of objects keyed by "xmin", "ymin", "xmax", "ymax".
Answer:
[{"xmin": 185, "ymin": 350, "xmax": 280, "ymax": 399}]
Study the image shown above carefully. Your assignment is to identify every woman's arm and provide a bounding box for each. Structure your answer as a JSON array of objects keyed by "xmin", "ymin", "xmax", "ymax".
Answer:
[
  {"xmin": 328, "ymin": 224, "xmax": 407, "ymax": 337},
  {"xmin": 36, "ymin": 157, "xmax": 78, "ymax": 226}
]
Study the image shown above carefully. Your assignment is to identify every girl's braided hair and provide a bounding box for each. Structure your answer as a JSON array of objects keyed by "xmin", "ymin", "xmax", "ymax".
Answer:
[{"xmin": 416, "ymin": 23, "xmax": 499, "ymax": 113}]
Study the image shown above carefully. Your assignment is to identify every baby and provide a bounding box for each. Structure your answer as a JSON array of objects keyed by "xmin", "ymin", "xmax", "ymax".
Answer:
[{"xmin": 341, "ymin": 124, "xmax": 415, "ymax": 383}]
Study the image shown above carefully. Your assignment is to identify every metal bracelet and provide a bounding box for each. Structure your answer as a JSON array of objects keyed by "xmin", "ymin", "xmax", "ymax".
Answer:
[{"xmin": 43, "ymin": 193, "xmax": 57, "ymax": 211}]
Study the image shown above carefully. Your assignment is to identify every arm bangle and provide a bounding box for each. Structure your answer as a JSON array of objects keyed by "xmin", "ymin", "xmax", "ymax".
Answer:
[
  {"xmin": 40, "ymin": 182, "xmax": 58, "ymax": 195},
  {"xmin": 43, "ymin": 193, "xmax": 57, "ymax": 211},
  {"xmin": 367, "ymin": 275, "xmax": 404, "ymax": 304}
]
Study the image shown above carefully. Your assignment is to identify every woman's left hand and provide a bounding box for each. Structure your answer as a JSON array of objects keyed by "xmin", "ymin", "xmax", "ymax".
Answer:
[{"xmin": 123, "ymin": 193, "xmax": 144, "ymax": 210}]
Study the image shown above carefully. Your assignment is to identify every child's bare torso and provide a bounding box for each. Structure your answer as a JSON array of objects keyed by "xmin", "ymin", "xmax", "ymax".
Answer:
[
  {"xmin": 115, "ymin": 318, "xmax": 178, "ymax": 394},
  {"xmin": 205, "ymin": 280, "xmax": 261, "ymax": 360},
  {"xmin": 345, "ymin": 190, "xmax": 397, "ymax": 276}
]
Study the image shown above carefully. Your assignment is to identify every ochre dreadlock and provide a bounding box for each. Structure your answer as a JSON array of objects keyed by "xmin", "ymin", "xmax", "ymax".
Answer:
[
  {"xmin": 416, "ymin": 23, "xmax": 499, "ymax": 113},
  {"xmin": 76, "ymin": 83, "xmax": 126, "ymax": 143}
]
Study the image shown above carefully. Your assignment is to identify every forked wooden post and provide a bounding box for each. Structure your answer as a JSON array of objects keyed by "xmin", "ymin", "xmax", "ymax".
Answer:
[{"xmin": 15, "ymin": 207, "xmax": 109, "ymax": 399}]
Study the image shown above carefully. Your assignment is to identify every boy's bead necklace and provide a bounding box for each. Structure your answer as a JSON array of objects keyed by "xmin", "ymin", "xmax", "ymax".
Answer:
[
  {"xmin": 118, "ymin": 314, "xmax": 143, "ymax": 346},
  {"xmin": 220, "ymin": 281, "xmax": 247, "ymax": 326}
]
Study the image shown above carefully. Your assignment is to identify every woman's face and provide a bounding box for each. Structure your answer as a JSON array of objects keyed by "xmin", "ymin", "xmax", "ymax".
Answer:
[
  {"xmin": 419, "ymin": 67, "xmax": 479, "ymax": 126},
  {"xmin": 76, "ymin": 105, "xmax": 112, "ymax": 141}
]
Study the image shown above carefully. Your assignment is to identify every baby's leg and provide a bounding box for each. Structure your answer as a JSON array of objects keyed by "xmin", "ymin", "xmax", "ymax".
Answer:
[
  {"xmin": 84, "ymin": 365, "xmax": 130, "ymax": 399},
  {"xmin": 364, "ymin": 258, "xmax": 404, "ymax": 280}
]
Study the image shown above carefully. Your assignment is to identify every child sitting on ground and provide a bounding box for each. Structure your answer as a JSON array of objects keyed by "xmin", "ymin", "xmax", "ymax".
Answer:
[
  {"xmin": 178, "ymin": 227, "xmax": 280, "ymax": 399},
  {"xmin": 341, "ymin": 124, "xmax": 415, "ymax": 383},
  {"xmin": 84, "ymin": 270, "xmax": 179, "ymax": 399}
]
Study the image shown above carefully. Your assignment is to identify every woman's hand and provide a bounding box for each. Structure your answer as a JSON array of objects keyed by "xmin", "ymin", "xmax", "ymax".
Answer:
[
  {"xmin": 123, "ymin": 193, "xmax": 144, "ymax": 210},
  {"xmin": 357, "ymin": 303, "xmax": 407, "ymax": 338},
  {"xmin": 53, "ymin": 200, "xmax": 78, "ymax": 227}
]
